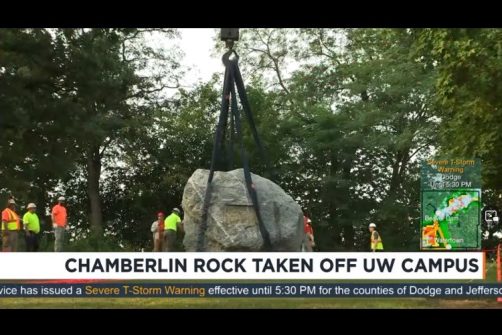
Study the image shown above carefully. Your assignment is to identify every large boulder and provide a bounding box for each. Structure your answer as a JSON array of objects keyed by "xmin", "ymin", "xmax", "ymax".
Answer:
[{"xmin": 182, "ymin": 168, "xmax": 303, "ymax": 251}]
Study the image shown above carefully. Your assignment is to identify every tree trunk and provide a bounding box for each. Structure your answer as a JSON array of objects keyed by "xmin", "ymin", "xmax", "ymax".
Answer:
[
  {"xmin": 343, "ymin": 224, "xmax": 355, "ymax": 250},
  {"xmin": 326, "ymin": 153, "xmax": 339, "ymax": 249},
  {"xmin": 389, "ymin": 149, "xmax": 410, "ymax": 196},
  {"xmin": 86, "ymin": 145, "xmax": 103, "ymax": 237},
  {"xmin": 341, "ymin": 148, "xmax": 357, "ymax": 249}
]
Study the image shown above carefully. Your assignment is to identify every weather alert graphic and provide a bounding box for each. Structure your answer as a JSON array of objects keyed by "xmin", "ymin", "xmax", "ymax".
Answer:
[
  {"xmin": 421, "ymin": 191, "xmax": 481, "ymax": 250},
  {"xmin": 421, "ymin": 159, "xmax": 482, "ymax": 250}
]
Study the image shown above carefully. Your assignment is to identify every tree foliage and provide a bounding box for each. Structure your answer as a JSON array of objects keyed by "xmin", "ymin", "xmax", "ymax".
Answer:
[{"xmin": 1, "ymin": 28, "xmax": 500, "ymax": 251}]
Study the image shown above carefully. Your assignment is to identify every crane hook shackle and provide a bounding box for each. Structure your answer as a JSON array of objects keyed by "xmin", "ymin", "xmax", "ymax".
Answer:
[
  {"xmin": 221, "ymin": 28, "xmax": 240, "ymax": 53},
  {"xmin": 222, "ymin": 49, "xmax": 239, "ymax": 67}
]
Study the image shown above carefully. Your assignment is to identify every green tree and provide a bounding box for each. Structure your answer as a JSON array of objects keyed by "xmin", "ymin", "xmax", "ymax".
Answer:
[
  {"xmin": 231, "ymin": 28, "xmax": 439, "ymax": 250},
  {"xmin": 414, "ymin": 28, "xmax": 502, "ymax": 247},
  {"xmin": 1, "ymin": 28, "xmax": 183, "ymax": 248},
  {"xmin": 0, "ymin": 28, "xmax": 76, "ymax": 224},
  {"xmin": 415, "ymin": 29, "xmax": 502, "ymax": 198},
  {"xmin": 53, "ymin": 28, "xmax": 180, "ymax": 238},
  {"xmin": 108, "ymin": 80, "xmax": 219, "ymax": 249}
]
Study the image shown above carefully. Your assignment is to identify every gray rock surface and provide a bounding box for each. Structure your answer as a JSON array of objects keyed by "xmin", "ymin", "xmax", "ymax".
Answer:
[{"xmin": 182, "ymin": 169, "xmax": 303, "ymax": 251}]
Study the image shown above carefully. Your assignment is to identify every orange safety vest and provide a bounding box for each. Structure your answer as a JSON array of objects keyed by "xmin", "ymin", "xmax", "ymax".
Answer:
[
  {"xmin": 158, "ymin": 219, "xmax": 165, "ymax": 234},
  {"xmin": 2, "ymin": 208, "xmax": 20, "ymax": 231}
]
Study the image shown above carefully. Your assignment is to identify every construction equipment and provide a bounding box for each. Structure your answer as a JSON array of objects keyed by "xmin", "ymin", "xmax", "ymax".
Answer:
[{"xmin": 196, "ymin": 29, "xmax": 272, "ymax": 252}]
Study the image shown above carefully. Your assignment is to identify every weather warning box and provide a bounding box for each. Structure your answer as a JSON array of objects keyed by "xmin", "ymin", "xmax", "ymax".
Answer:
[{"xmin": 421, "ymin": 159, "xmax": 481, "ymax": 250}]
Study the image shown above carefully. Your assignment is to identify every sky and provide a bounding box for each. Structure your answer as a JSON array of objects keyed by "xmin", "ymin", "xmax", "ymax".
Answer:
[
  {"xmin": 172, "ymin": 28, "xmax": 303, "ymax": 91},
  {"xmin": 177, "ymin": 28, "xmax": 222, "ymax": 87}
]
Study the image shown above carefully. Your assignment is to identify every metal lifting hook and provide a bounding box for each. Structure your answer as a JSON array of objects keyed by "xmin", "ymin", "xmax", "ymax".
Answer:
[
  {"xmin": 222, "ymin": 49, "xmax": 239, "ymax": 67},
  {"xmin": 221, "ymin": 28, "xmax": 240, "ymax": 66}
]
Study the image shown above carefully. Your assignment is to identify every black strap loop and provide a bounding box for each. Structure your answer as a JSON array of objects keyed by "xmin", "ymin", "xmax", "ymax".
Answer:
[{"xmin": 197, "ymin": 50, "xmax": 272, "ymax": 252}]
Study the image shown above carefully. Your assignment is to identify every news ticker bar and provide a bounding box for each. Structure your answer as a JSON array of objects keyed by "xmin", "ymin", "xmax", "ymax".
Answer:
[
  {"xmin": 0, "ymin": 283, "xmax": 501, "ymax": 298},
  {"xmin": 0, "ymin": 252, "xmax": 485, "ymax": 280}
]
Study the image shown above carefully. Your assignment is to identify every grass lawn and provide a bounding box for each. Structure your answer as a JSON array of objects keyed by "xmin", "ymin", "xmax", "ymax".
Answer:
[{"xmin": 0, "ymin": 296, "xmax": 500, "ymax": 309}]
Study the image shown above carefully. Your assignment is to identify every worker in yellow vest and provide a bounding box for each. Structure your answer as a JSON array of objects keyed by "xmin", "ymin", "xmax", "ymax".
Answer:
[
  {"xmin": 23, "ymin": 203, "xmax": 40, "ymax": 252},
  {"xmin": 1, "ymin": 197, "xmax": 21, "ymax": 252},
  {"xmin": 369, "ymin": 223, "xmax": 384, "ymax": 252},
  {"xmin": 164, "ymin": 208, "xmax": 183, "ymax": 251}
]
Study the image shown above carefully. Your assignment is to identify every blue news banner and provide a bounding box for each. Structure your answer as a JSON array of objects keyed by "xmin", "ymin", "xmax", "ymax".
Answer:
[{"xmin": 0, "ymin": 283, "xmax": 502, "ymax": 298}]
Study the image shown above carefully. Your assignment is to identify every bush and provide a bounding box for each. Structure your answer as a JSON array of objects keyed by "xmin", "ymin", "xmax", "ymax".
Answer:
[
  {"xmin": 66, "ymin": 235, "xmax": 129, "ymax": 252},
  {"xmin": 38, "ymin": 231, "xmax": 131, "ymax": 252}
]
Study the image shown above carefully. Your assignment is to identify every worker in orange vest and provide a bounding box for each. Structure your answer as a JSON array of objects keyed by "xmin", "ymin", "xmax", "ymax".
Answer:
[
  {"xmin": 302, "ymin": 211, "xmax": 316, "ymax": 252},
  {"xmin": 52, "ymin": 196, "xmax": 68, "ymax": 252},
  {"xmin": 2, "ymin": 197, "xmax": 21, "ymax": 252}
]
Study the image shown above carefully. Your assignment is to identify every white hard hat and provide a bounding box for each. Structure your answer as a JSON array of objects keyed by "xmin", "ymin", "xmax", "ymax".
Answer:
[
  {"xmin": 173, "ymin": 207, "xmax": 181, "ymax": 213},
  {"xmin": 58, "ymin": 196, "xmax": 65, "ymax": 201},
  {"xmin": 369, "ymin": 223, "xmax": 377, "ymax": 228},
  {"xmin": 27, "ymin": 203, "xmax": 37, "ymax": 209},
  {"xmin": 7, "ymin": 199, "xmax": 16, "ymax": 205}
]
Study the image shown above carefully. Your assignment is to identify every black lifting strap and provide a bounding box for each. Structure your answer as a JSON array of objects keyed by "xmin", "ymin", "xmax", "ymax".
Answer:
[
  {"xmin": 196, "ymin": 51, "xmax": 272, "ymax": 252},
  {"xmin": 233, "ymin": 63, "xmax": 275, "ymax": 181},
  {"xmin": 197, "ymin": 61, "xmax": 232, "ymax": 252},
  {"xmin": 229, "ymin": 61, "xmax": 272, "ymax": 251}
]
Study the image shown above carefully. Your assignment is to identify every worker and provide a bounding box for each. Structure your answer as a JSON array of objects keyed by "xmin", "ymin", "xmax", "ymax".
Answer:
[
  {"xmin": 1, "ymin": 197, "xmax": 20, "ymax": 252},
  {"xmin": 52, "ymin": 196, "xmax": 68, "ymax": 252},
  {"xmin": 303, "ymin": 214, "xmax": 315, "ymax": 252},
  {"xmin": 23, "ymin": 203, "xmax": 40, "ymax": 252},
  {"xmin": 164, "ymin": 207, "xmax": 183, "ymax": 252},
  {"xmin": 369, "ymin": 223, "xmax": 384, "ymax": 252},
  {"xmin": 151, "ymin": 211, "xmax": 165, "ymax": 252}
]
